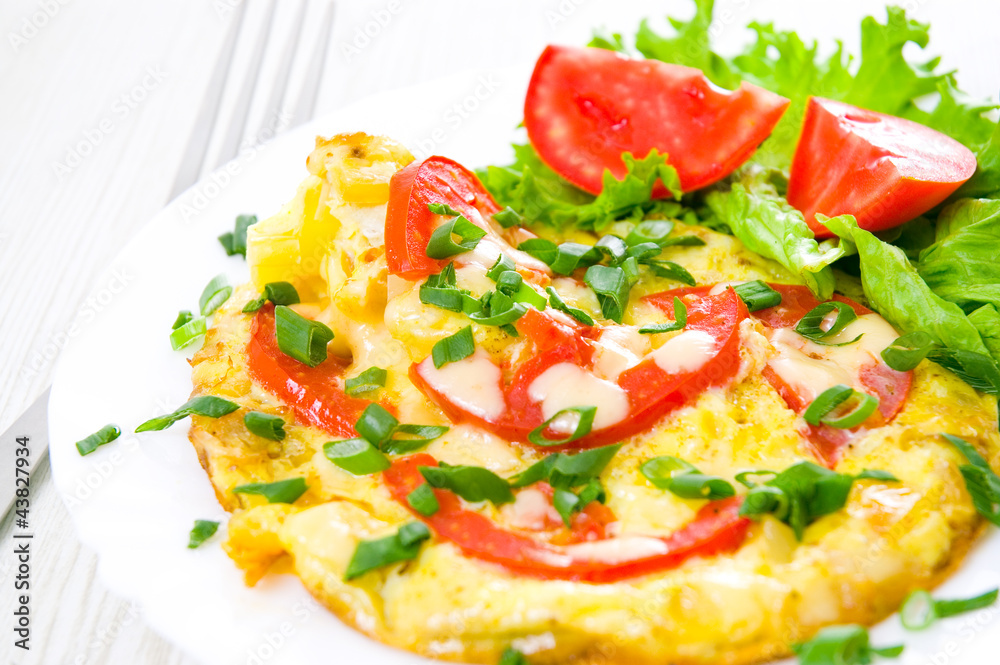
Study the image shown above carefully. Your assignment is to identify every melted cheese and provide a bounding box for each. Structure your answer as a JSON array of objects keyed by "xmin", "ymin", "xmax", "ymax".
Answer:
[
  {"xmin": 502, "ymin": 488, "xmax": 560, "ymax": 531},
  {"xmin": 561, "ymin": 536, "xmax": 670, "ymax": 564},
  {"xmin": 528, "ymin": 362, "xmax": 630, "ymax": 431},
  {"xmin": 591, "ymin": 326, "xmax": 650, "ymax": 381},
  {"xmin": 417, "ymin": 350, "xmax": 505, "ymax": 420},
  {"xmin": 651, "ymin": 330, "xmax": 717, "ymax": 374}
]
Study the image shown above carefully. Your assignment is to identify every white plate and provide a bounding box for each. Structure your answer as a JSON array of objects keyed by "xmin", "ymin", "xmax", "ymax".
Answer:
[{"xmin": 49, "ymin": 67, "xmax": 1000, "ymax": 665}]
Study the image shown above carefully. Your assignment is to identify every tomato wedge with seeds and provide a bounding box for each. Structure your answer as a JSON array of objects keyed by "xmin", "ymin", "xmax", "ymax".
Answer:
[
  {"xmin": 788, "ymin": 97, "xmax": 977, "ymax": 238},
  {"xmin": 383, "ymin": 454, "xmax": 750, "ymax": 583},
  {"xmin": 524, "ymin": 45, "xmax": 790, "ymax": 195},
  {"xmin": 411, "ymin": 289, "xmax": 746, "ymax": 450},
  {"xmin": 246, "ymin": 304, "xmax": 379, "ymax": 438}
]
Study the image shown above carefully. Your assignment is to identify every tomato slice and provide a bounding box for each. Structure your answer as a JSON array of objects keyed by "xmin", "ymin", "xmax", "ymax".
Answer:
[
  {"xmin": 246, "ymin": 304, "xmax": 378, "ymax": 438},
  {"xmin": 411, "ymin": 290, "xmax": 746, "ymax": 449},
  {"xmin": 788, "ymin": 97, "xmax": 977, "ymax": 238},
  {"xmin": 383, "ymin": 454, "xmax": 750, "ymax": 583},
  {"xmin": 648, "ymin": 284, "xmax": 912, "ymax": 467},
  {"xmin": 524, "ymin": 45, "xmax": 789, "ymax": 195}
]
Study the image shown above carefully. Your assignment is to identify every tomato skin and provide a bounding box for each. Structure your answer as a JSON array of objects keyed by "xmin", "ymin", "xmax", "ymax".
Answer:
[
  {"xmin": 524, "ymin": 45, "xmax": 789, "ymax": 195},
  {"xmin": 246, "ymin": 305, "xmax": 378, "ymax": 438},
  {"xmin": 383, "ymin": 454, "xmax": 750, "ymax": 583},
  {"xmin": 788, "ymin": 97, "xmax": 977, "ymax": 238}
]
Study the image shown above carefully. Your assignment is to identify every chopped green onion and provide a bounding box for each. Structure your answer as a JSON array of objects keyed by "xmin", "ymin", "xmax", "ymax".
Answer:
[
  {"xmin": 626, "ymin": 241, "xmax": 662, "ymax": 261},
  {"xmin": 243, "ymin": 281, "xmax": 300, "ymax": 313},
  {"xmin": 625, "ymin": 220, "xmax": 674, "ymax": 246},
  {"xmin": 419, "ymin": 266, "xmax": 480, "ymax": 314},
  {"xmin": 792, "ymin": 625, "xmax": 902, "ymax": 665},
  {"xmin": 855, "ymin": 469, "xmax": 900, "ymax": 482},
  {"xmin": 881, "ymin": 331, "xmax": 935, "ymax": 371},
  {"xmin": 517, "ymin": 238, "xmax": 559, "ymax": 264},
  {"xmin": 642, "ymin": 259, "xmax": 696, "ymax": 286},
  {"xmin": 803, "ymin": 386, "xmax": 879, "ymax": 429},
  {"xmin": 169, "ymin": 316, "xmax": 207, "ymax": 350},
  {"xmin": 345, "ymin": 366, "xmax": 387, "ymax": 396},
  {"xmin": 274, "ymin": 305, "xmax": 334, "ymax": 367},
  {"xmin": 406, "ymin": 483, "xmax": 440, "ymax": 516},
  {"xmin": 593, "ymin": 234, "xmax": 628, "ymax": 264},
  {"xmin": 324, "ymin": 438, "xmax": 390, "ymax": 475},
  {"xmin": 431, "ymin": 326, "xmax": 475, "ymax": 368},
  {"xmin": 199, "ymin": 274, "xmax": 232, "ymax": 316},
  {"xmin": 419, "ymin": 463, "xmax": 514, "ymax": 506},
  {"xmin": 344, "ymin": 521, "xmax": 430, "ymax": 580},
  {"xmin": 355, "ymin": 404, "xmax": 399, "ymax": 447},
  {"xmin": 640, "ymin": 456, "xmax": 735, "ymax": 500},
  {"xmin": 734, "ymin": 470, "xmax": 777, "ymax": 488},
  {"xmin": 425, "ymin": 214, "xmax": 487, "ymax": 259},
  {"xmin": 495, "ymin": 270, "xmax": 523, "ymax": 296},
  {"xmin": 620, "ymin": 255, "xmax": 640, "ymax": 284},
  {"xmin": 493, "ymin": 206, "xmax": 524, "ymax": 229},
  {"xmin": 187, "ymin": 520, "xmax": 219, "ymax": 549},
  {"xmin": 584, "ymin": 265, "xmax": 630, "ymax": 323},
  {"xmin": 382, "ymin": 423, "xmax": 449, "ymax": 455},
  {"xmin": 243, "ymin": 411, "xmax": 286, "ymax": 441},
  {"xmin": 486, "ymin": 253, "xmax": 517, "ymax": 280},
  {"xmin": 232, "ymin": 477, "xmax": 308, "ymax": 504},
  {"xmin": 639, "ymin": 296, "xmax": 687, "ymax": 334},
  {"xmin": 944, "ymin": 433, "xmax": 1000, "ymax": 526},
  {"xmin": 218, "ymin": 213, "xmax": 258, "ymax": 257},
  {"xmin": 934, "ymin": 588, "xmax": 998, "ymax": 619},
  {"xmin": 512, "ymin": 282, "xmax": 547, "ymax": 310},
  {"xmin": 468, "ymin": 296, "xmax": 527, "ymax": 327},
  {"xmin": 136, "ymin": 395, "xmax": 239, "ymax": 432},
  {"xmin": 218, "ymin": 232, "xmax": 235, "ymax": 255},
  {"xmin": 550, "ymin": 242, "xmax": 601, "ymax": 275},
  {"xmin": 75, "ymin": 424, "xmax": 121, "ymax": 456},
  {"xmin": 427, "ymin": 202, "xmax": 462, "ymax": 216},
  {"xmin": 927, "ymin": 347, "xmax": 1000, "ymax": 394},
  {"xmin": 172, "ymin": 310, "xmax": 194, "ymax": 330},
  {"xmin": 659, "ymin": 235, "xmax": 706, "ymax": 248},
  {"xmin": 900, "ymin": 589, "xmax": 935, "ymax": 630},
  {"xmin": 510, "ymin": 444, "xmax": 621, "ymax": 491},
  {"xmin": 546, "ymin": 287, "xmax": 594, "ymax": 326},
  {"xmin": 499, "ymin": 647, "xmax": 530, "ymax": 665},
  {"xmin": 528, "ymin": 406, "xmax": 597, "ymax": 446},
  {"xmin": 795, "ymin": 301, "xmax": 861, "ymax": 346},
  {"xmin": 732, "ymin": 281, "xmax": 782, "ymax": 312}
]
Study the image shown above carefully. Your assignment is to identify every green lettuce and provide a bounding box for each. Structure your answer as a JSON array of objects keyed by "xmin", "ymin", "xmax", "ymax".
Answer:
[
  {"xmin": 956, "ymin": 122, "xmax": 1000, "ymax": 199},
  {"xmin": 477, "ymin": 145, "xmax": 682, "ymax": 232},
  {"xmin": 969, "ymin": 305, "xmax": 1000, "ymax": 363},
  {"xmin": 917, "ymin": 199, "xmax": 1000, "ymax": 310}
]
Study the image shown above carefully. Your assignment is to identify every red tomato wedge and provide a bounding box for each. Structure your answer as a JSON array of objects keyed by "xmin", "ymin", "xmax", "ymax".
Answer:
[
  {"xmin": 647, "ymin": 284, "xmax": 912, "ymax": 467},
  {"xmin": 524, "ymin": 45, "xmax": 790, "ymax": 195},
  {"xmin": 788, "ymin": 97, "xmax": 977, "ymax": 238},
  {"xmin": 383, "ymin": 454, "xmax": 750, "ymax": 583},
  {"xmin": 411, "ymin": 289, "xmax": 746, "ymax": 449},
  {"xmin": 246, "ymin": 304, "xmax": 379, "ymax": 438}
]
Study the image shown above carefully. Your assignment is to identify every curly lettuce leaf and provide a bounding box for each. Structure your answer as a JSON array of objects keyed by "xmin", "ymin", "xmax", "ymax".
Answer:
[
  {"xmin": 823, "ymin": 215, "xmax": 991, "ymax": 357},
  {"xmin": 478, "ymin": 145, "xmax": 682, "ymax": 231},
  {"xmin": 956, "ymin": 122, "xmax": 1000, "ymax": 199},
  {"xmin": 969, "ymin": 305, "xmax": 1000, "ymax": 363},
  {"xmin": 705, "ymin": 169, "xmax": 848, "ymax": 299}
]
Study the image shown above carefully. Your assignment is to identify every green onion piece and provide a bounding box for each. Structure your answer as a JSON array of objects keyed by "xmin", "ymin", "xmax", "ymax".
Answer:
[
  {"xmin": 934, "ymin": 588, "xmax": 999, "ymax": 619},
  {"xmin": 427, "ymin": 202, "xmax": 461, "ymax": 216},
  {"xmin": 639, "ymin": 296, "xmax": 687, "ymax": 334},
  {"xmin": 406, "ymin": 483, "xmax": 440, "ymax": 516},
  {"xmin": 734, "ymin": 470, "xmax": 777, "ymax": 488},
  {"xmin": 169, "ymin": 316, "xmax": 207, "ymax": 351},
  {"xmin": 527, "ymin": 406, "xmax": 597, "ymax": 446},
  {"xmin": 642, "ymin": 259, "xmax": 696, "ymax": 286},
  {"xmin": 355, "ymin": 404, "xmax": 399, "ymax": 447},
  {"xmin": 383, "ymin": 423, "xmax": 449, "ymax": 455},
  {"xmin": 198, "ymin": 274, "xmax": 233, "ymax": 316},
  {"xmin": 136, "ymin": 395, "xmax": 239, "ymax": 432},
  {"xmin": 75, "ymin": 424, "xmax": 121, "ymax": 456},
  {"xmin": 509, "ymin": 444, "xmax": 621, "ymax": 490},
  {"xmin": 584, "ymin": 265, "xmax": 630, "ymax": 323},
  {"xmin": 232, "ymin": 214, "xmax": 257, "ymax": 256},
  {"xmin": 243, "ymin": 411, "xmax": 286, "ymax": 441},
  {"xmin": 553, "ymin": 488, "xmax": 581, "ymax": 527},
  {"xmin": 732, "ymin": 281, "xmax": 782, "ymax": 312},
  {"xmin": 492, "ymin": 207, "xmax": 524, "ymax": 229},
  {"xmin": 425, "ymin": 215, "xmax": 487, "ymax": 259},
  {"xmin": 172, "ymin": 310, "xmax": 194, "ymax": 330},
  {"xmin": 944, "ymin": 433, "xmax": 1000, "ymax": 526},
  {"xmin": 512, "ymin": 282, "xmax": 547, "ymax": 310},
  {"xmin": 419, "ymin": 266, "xmax": 479, "ymax": 314},
  {"xmin": 498, "ymin": 647, "xmax": 530, "ymax": 665},
  {"xmin": 546, "ymin": 287, "xmax": 594, "ymax": 326},
  {"xmin": 900, "ymin": 589, "xmax": 935, "ymax": 630},
  {"xmin": 508, "ymin": 456, "xmax": 558, "ymax": 489},
  {"xmin": 594, "ymin": 234, "xmax": 628, "ymax": 264},
  {"xmin": 243, "ymin": 281, "xmax": 300, "ymax": 312},
  {"xmin": 486, "ymin": 253, "xmax": 516, "ymax": 280},
  {"xmin": 550, "ymin": 242, "xmax": 601, "ymax": 275},
  {"xmin": 626, "ymin": 241, "xmax": 662, "ymax": 261},
  {"xmin": 274, "ymin": 305, "xmax": 334, "ymax": 367},
  {"xmin": 218, "ymin": 232, "xmax": 235, "ymax": 256},
  {"xmin": 855, "ymin": 469, "xmax": 900, "ymax": 482},
  {"xmin": 495, "ymin": 270, "xmax": 523, "ymax": 296},
  {"xmin": 625, "ymin": 220, "xmax": 673, "ymax": 246},
  {"xmin": 431, "ymin": 326, "xmax": 475, "ymax": 368},
  {"xmin": 187, "ymin": 520, "xmax": 220, "ymax": 549},
  {"xmin": 621, "ymin": 256, "xmax": 640, "ymax": 285},
  {"xmin": 517, "ymin": 238, "xmax": 559, "ymax": 264},
  {"xmin": 345, "ymin": 366, "xmax": 387, "ymax": 396},
  {"xmin": 792, "ymin": 625, "xmax": 902, "ymax": 665},
  {"xmin": 880, "ymin": 331, "xmax": 935, "ymax": 372},
  {"xmin": 468, "ymin": 299, "xmax": 527, "ymax": 327},
  {"xmin": 232, "ymin": 477, "xmax": 308, "ymax": 504},
  {"xmin": 344, "ymin": 521, "xmax": 430, "ymax": 580},
  {"xmin": 640, "ymin": 456, "xmax": 735, "ymax": 500},
  {"xmin": 795, "ymin": 301, "xmax": 861, "ymax": 346},
  {"xmin": 820, "ymin": 391, "xmax": 880, "ymax": 429},
  {"xmin": 419, "ymin": 463, "xmax": 514, "ymax": 506},
  {"xmin": 659, "ymin": 235, "xmax": 706, "ymax": 248},
  {"xmin": 802, "ymin": 384, "xmax": 854, "ymax": 426},
  {"xmin": 324, "ymin": 438, "xmax": 390, "ymax": 475},
  {"xmin": 740, "ymin": 485, "xmax": 789, "ymax": 520},
  {"xmin": 926, "ymin": 347, "xmax": 1000, "ymax": 394}
]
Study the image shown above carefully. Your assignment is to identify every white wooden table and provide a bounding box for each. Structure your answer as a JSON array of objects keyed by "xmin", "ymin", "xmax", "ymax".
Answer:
[{"xmin": 1, "ymin": 0, "xmax": 997, "ymax": 662}]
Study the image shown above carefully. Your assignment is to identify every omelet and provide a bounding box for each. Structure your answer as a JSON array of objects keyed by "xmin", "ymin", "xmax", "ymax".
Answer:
[{"xmin": 187, "ymin": 132, "xmax": 1000, "ymax": 665}]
